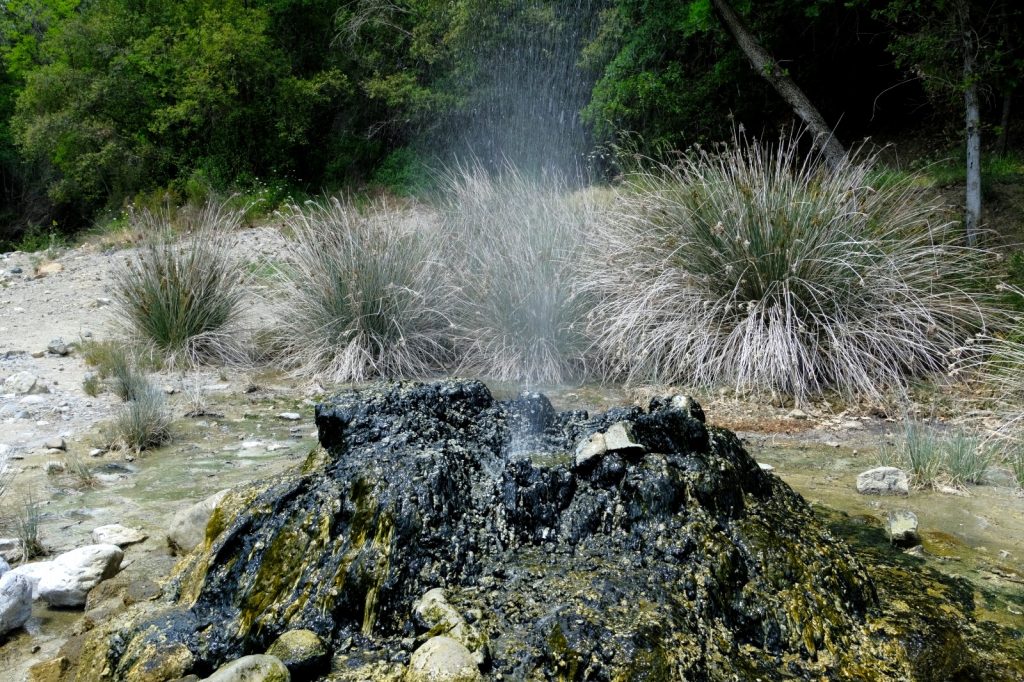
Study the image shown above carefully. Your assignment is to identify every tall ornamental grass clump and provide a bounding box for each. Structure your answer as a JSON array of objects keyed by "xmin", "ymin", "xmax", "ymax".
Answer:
[
  {"xmin": 112, "ymin": 202, "xmax": 248, "ymax": 365},
  {"xmin": 583, "ymin": 133, "xmax": 995, "ymax": 400},
  {"xmin": 271, "ymin": 198, "xmax": 449, "ymax": 382},
  {"xmin": 440, "ymin": 164, "xmax": 599, "ymax": 384}
]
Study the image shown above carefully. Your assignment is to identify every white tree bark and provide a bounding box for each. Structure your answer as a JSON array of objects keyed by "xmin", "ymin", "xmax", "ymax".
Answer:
[{"xmin": 961, "ymin": 2, "xmax": 982, "ymax": 246}]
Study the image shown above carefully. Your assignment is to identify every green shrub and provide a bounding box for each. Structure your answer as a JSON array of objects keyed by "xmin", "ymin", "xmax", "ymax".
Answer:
[
  {"xmin": 112, "ymin": 202, "xmax": 248, "ymax": 365},
  {"xmin": 584, "ymin": 132, "xmax": 996, "ymax": 400},
  {"xmin": 271, "ymin": 197, "xmax": 450, "ymax": 382},
  {"xmin": 440, "ymin": 164, "xmax": 600, "ymax": 384},
  {"xmin": 943, "ymin": 429, "xmax": 996, "ymax": 485}
]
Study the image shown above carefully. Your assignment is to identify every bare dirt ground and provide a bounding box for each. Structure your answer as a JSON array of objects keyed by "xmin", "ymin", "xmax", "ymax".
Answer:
[{"xmin": 1, "ymin": 229, "xmax": 1023, "ymax": 680}]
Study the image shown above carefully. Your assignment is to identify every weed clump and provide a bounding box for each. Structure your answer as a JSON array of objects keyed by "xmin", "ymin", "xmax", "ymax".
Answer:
[
  {"xmin": 878, "ymin": 421, "xmax": 996, "ymax": 488},
  {"xmin": 271, "ymin": 197, "xmax": 449, "ymax": 382},
  {"xmin": 107, "ymin": 382, "xmax": 173, "ymax": 452},
  {"xmin": 441, "ymin": 164, "xmax": 598, "ymax": 384},
  {"xmin": 111, "ymin": 202, "xmax": 248, "ymax": 365},
  {"xmin": 584, "ymin": 133, "xmax": 995, "ymax": 400}
]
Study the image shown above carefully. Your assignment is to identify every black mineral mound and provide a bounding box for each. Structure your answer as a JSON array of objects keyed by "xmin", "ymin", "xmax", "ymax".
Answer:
[{"xmin": 70, "ymin": 380, "xmax": 1023, "ymax": 681}]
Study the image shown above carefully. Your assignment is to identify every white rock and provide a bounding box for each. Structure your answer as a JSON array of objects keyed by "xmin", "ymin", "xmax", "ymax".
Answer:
[
  {"xmin": 47, "ymin": 338, "xmax": 69, "ymax": 356},
  {"xmin": 856, "ymin": 467, "xmax": 910, "ymax": 496},
  {"xmin": 574, "ymin": 432, "xmax": 607, "ymax": 468},
  {"xmin": 786, "ymin": 408, "xmax": 809, "ymax": 420},
  {"xmin": 407, "ymin": 637, "xmax": 481, "ymax": 682},
  {"xmin": 5, "ymin": 372, "xmax": 47, "ymax": 395},
  {"xmin": 0, "ymin": 538, "xmax": 22, "ymax": 562},
  {"xmin": 277, "ymin": 412, "xmax": 301, "ymax": 421},
  {"xmin": 603, "ymin": 421, "xmax": 645, "ymax": 455},
  {"xmin": 168, "ymin": 489, "xmax": 231, "ymax": 554},
  {"xmin": 0, "ymin": 556, "xmax": 8, "ymax": 577},
  {"xmin": 44, "ymin": 436, "xmax": 66, "ymax": 450},
  {"xmin": 9, "ymin": 561, "xmax": 55, "ymax": 599},
  {"xmin": 37, "ymin": 544, "xmax": 124, "ymax": 607},
  {"xmin": 92, "ymin": 524, "xmax": 148, "ymax": 547},
  {"xmin": 758, "ymin": 462, "xmax": 775, "ymax": 472},
  {"xmin": 0, "ymin": 572, "xmax": 32, "ymax": 636},
  {"xmin": 200, "ymin": 654, "xmax": 290, "ymax": 682}
]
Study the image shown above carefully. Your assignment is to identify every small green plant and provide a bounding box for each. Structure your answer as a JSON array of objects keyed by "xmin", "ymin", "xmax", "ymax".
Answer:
[
  {"xmin": 878, "ymin": 421, "xmax": 994, "ymax": 488},
  {"xmin": 61, "ymin": 452, "xmax": 98, "ymax": 489},
  {"xmin": 11, "ymin": 493, "xmax": 45, "ymax": 560},
  {"xmin": 112, "ymin": 202, "xmax": 248, "ymax": 365},
  {"xmin": 82, "ymin": 373, "xmax": 102, "ymax": 397},
  {"xmin": 107, "ymin": 383, "xmax": 173, "ymax": 452},
  {"xmin": 1008, "ymin": 444, "xmax": 1024, "ymax": 489}
]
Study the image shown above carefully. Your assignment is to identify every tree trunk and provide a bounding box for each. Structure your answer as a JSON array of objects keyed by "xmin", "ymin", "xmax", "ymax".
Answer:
[
  {"xmin": 996, "ymin": 89, "xmax": 1012, "ymax": 156},
  {"xmin": 961, "ymin": 3, "xmax": 982, "ymax": 246},
  {"xmin": 710, "ymin": 0, "xmax": 847, "ymax": 168}
]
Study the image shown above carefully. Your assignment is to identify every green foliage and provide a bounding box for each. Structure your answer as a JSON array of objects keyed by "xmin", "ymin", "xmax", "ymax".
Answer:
[
  {"xmin": 371, "ymin": 148, "xmax": 433, "ymax": 196},
  {"xmin": 878, "ymin": 421, "xmax": 996, "ymax": 488}
]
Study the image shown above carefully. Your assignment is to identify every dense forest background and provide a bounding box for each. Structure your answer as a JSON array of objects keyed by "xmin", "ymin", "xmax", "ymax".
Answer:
[{"xmin": 0, "ymin": 0, "xmax": 1021, "ymax": 244}]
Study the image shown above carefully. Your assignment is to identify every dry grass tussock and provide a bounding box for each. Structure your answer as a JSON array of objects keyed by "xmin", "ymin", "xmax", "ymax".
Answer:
[
  {"xmin": 111, "ymin": 202, "xmax": 250, "ymax": 367},
  {"xmin": 440, "ymin": 163, "xmax": 601, "ymax": 384},
  {"xmin": 582, "ymin": 132, "xmax": 998, "ymax": 401},
  {"xmin": 269, "ymin": 197, "xmax": 451, "ymax": 383}
]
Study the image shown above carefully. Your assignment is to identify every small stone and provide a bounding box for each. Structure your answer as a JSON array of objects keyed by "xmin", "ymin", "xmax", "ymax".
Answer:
[
  {"xmin": 88, "ymin": 298, "xmax": 111, "ymax": 309},
  {"xmin": 163, "ymin": 385, "xmax": 177, "ymax": 395},
  {"xmin": 44, "ymin": 436, "xmax": 66, "ymax": 451},
  {"xmin": 9, "ymin": 266, "xmax": 22, "ymax": 274},
  {"xmin": 758, "ymin": 462, "xmax": 775, "ymax": 472},
  {"xmin": 35, "ymin": 262, "xmax": 63, "ymax": 277},
  {"xmin": 277, "ymin": 412, "xmax": 301, "ymax": 421},
  {"xmin": 265, "ymin": 629, "xmax": 329, "ymax": 676},
  {"xmin": 841, "ymin": 420, "xmax": 863, "ymax": 430},
  {"xmin": 887, "ymin": 510, "xmax": 919, "ymax": 547},
  {"xmin": 31, "ymin": 351, "xmax": 45, "ymax": 359},
  {"xmin": 200, "ymin": 654, "xmax": 290, "ymax": 682},
  {"xmin": 91, "ymin": 524, "xmax": 148, "ymax": 548},
  {"xmin": 0, "ymin": 538, "xmax": 23, "ymax": 563},
  {"xmin": 88, "ymin": 448, "xmax": 105, "ymax": 458},
  {"xmin": 47, "ymin": 338, "xmax": 69, "ymax": 356},
  {"xmin": 787, "ymin": 408, "xmax": 809, "ymax": 420},
  {"xmin": 825, "ymin": 441, "xmax": 841, "ymax": 448},
  {"xmin": 413, "ymin": 588, "xmax": 484, "ymax": 652},
  {"xmin": 407, "ymin": 637, "xmax": 482, "ymax": 682},
  {"xmin": 46, "ymin": 460, "xmax": 66, "ymax": 475},
  {"xmin": 0, "ymin": 572, "xmax": 33, "ymax": 636},
  {"xmin": 603, "ymin": 421, "xmax": 646, "ymax": 455},
  {"xmin": 574, "ymin": 432, "xmax": 607, "ymax": 468},
  {"xmin": 856, "ymin": 467, "xmax": 910, "ymax": 496}
]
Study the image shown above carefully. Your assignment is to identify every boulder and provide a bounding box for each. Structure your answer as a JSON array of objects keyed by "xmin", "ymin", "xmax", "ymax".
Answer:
[
  {"xmin": 38, "ymin": 544, "xmax": 124, "ymax": 607},
  {"xmin": 44, "ymin": 436, "xmax": 66, "ymax": 451},
  {"xmin": 407, "ymin": 637, "xmax": 481, "ymax": 682},
  {"xmin": 92, "ymin": 524, "xmax": 148, "ymax": 548},
  {"xmin": 264, "ymin": 629, "xmax": 328, "ymax": 677},
  {"xmin": 27, "ymin": 657, "xmax": 69, "ymax": 682},
  {"xmin": 887, "ymin": 510, "xmax": 920, "ymax": 547},
  {"xmin": 856, "ymin": 467, "xmax": 910, "ymax": 495},
  {"xmin": 168, "ymin": 489, "xmax": 231, "ymax": 555},
  {"xmin": 0, "ymin": 572, "xmax": 32, "ymax": 636},
  {"xmin": 5, "ymin": 371, "xmax": 48, "ymax": 395},
  {"xmin": 201, "ymin": 655, "xmax": 290, "ymax": 682},
  {"xmin": 10, "ymin": 561, "xmax": 55, "ymax": 599}
]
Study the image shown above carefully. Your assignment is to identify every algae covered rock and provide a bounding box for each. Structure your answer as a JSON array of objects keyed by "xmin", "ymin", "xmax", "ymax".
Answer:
[
  {"xmin": 265, "ymin": 629, "xmax": 328, "ymax": 678},
  {"xmin": 201, "ymin": 655, "xmax": 289, "ymax": 682},
  {"xmin": 66, "ymin": 380, "xmax": 1024, "ymax": 681}
]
